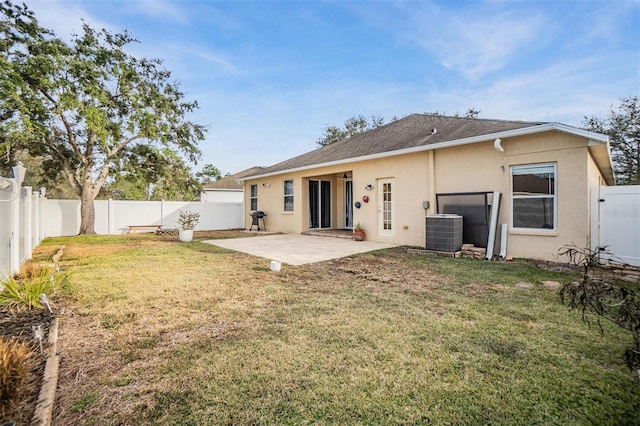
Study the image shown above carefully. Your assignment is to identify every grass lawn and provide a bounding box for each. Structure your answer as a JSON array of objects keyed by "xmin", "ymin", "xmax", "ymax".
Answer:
[{"xmin": 32, "ymin": 232, "xmax": 639, "ymax": 425}]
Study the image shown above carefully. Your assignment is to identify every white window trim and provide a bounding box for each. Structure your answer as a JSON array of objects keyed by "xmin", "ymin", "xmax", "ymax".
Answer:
[
  {"xmin": 284, "ymin": 179, "xmax": 294, "ymax": 212},
  {"xmin": 250, "ymin": 184, "xmax": 258, "ymax": 211},
  {"xmin": 510, "ymin": 163, "xmax": 557, "ymax": 232}
]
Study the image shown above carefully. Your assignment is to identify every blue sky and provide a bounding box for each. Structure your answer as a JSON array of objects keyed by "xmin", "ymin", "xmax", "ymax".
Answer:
[{"xmin": 26, "ymin": 0, "xmax": 640, "ymax": 175}]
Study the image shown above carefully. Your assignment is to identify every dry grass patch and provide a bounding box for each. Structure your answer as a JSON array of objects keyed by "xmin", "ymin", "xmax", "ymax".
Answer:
[{"xmin": 0, "ymin": 338, "xmax": 33, "ymax": 414}]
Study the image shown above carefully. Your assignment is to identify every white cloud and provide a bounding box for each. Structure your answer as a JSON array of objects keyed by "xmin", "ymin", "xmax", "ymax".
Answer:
[
  {"xmin": 127, "ymin": 0, "xmax": 189, "ymax": 24},
  {"xmin": 354, "ymin": 2, "xmax": 548, "ymax": 80},
  {"xmin": 425, "ymin": 54, "xmax": 637, "ymax": 125},
  {"xmin": 26, "ymin": 0, "xmax": 115, "ymax": 40},
  {"xmin": 176, "ymin": 43, "xmax": 242, "ymax": 75},
  {"xmin": 413, "ymin": 8, "xmax": 547, "ymax": 80}
]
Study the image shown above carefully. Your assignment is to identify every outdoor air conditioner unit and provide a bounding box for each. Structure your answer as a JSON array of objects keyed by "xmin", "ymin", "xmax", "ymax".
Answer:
[{"xmin": 426, "ymin": 214, "xmax": 463, "ymax": 252}]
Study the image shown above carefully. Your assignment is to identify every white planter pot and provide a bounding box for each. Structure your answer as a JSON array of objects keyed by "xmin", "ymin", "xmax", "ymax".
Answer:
[{"xmin": 179, "ymin": 229, "xmax": 193, "ymax": 242}]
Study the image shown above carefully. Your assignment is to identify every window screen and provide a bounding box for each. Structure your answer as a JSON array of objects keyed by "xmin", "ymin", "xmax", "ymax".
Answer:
[
  {"xmin": 511, "ymin": 164, "xmax": 556, "ymax": 230},
  {"xmin": 284, "ymin": 180, "xmax": 294, "ymax": 211},
  {"xmin": 250, "ymin": 184, "xmax": 258, "ymax": 211}
]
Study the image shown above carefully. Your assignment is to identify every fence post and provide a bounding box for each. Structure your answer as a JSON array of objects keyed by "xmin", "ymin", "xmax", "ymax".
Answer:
[
  {"xmin": 108, "ymin": 198, "xmax": 114, "ymax": 234},
  {"xmin": 161, "ymin": 199, "xmax": 165, "ymax": 228},
  {"xmin": 38, "ymin": 194, "xmax": 47, "ymax": 242},
  {"xmin": 36, "ymin": 191, "xmax": 44, "ymax": 245},
  {"xmin": 9, "ymin": 183, "xmax": 21, "ymax": 276},
  {"xmin": 21, "ymin": 186, "xmax": 33, "ymax": 263},
  {"xmin": 31, "ymin": 190, "xmax": 40, "ymax": 249}
]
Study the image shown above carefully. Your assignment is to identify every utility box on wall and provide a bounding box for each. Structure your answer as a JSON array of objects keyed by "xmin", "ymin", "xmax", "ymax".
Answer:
[{"xmin": 426, "ymin": 214, "xmax": 463, "ymax": 252}]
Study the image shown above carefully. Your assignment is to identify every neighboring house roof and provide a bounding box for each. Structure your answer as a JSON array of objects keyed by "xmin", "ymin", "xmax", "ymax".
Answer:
[
  {"xmin": 203, "ymin": 166, "xmax": 265, "ymax": 190},
  {"xmin": 240, "ymin": 114, "xmax": 613, "ymax": 184}
]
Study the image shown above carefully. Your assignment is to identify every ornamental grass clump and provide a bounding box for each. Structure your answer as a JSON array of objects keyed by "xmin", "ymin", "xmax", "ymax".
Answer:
[
  {"xmin": 0, "ymin": 266, "xmax": 65, "ymax": 311},
  {"xmin": 0, "ymin": 337, "xmax": 32, "ymax": 410}
]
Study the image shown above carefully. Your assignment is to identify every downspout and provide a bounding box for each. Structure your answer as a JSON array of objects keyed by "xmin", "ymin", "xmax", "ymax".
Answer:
[{"xmin": 428, "ymin": 150, "xmax": 436, "ymax": 214}]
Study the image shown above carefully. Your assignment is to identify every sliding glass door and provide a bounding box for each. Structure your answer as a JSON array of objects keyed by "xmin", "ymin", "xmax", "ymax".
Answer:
[{"xmin": 309, "ymin": 180, "xmax": 331, "ymax": 229}]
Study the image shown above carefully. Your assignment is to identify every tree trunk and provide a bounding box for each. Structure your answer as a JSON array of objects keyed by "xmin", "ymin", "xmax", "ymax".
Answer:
[{"xmin": 79, "ymin": 188, "xmax": 96, "ymax": 234}]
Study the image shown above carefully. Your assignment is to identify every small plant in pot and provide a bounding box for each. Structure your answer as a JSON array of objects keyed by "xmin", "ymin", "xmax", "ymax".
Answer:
[
  {"xmin": 353, "ymin": 223, "xmax": 365, "ymax": 241},
  {"xmin": 177, "ymin": 210, "xmax": 200, "ymax": 242}
]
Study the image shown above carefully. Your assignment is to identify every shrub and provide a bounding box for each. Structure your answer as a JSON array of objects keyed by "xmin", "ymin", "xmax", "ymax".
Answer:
[
  {"xmin": 0, "ymin": 266, "xmax": 66, "ymax": 311},
  {"xmin": 559, "ymin": 244, "xmax": 640, "ymax": 378},
  {"xmin": 0, "ymin": 337, "xmax": 32, "ymax": 408},
  {"xmin": 177, "ymin": 210, "xmax": 200, "ymax": 230}
]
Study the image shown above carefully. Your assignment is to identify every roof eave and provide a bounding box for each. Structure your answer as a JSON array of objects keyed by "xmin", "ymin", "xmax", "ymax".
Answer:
[{"xmin": 240, "ymin": 123, "xmax": 610, "ymax": 181}]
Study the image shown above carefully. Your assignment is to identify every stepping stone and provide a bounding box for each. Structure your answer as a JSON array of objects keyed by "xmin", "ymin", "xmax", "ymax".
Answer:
[
  {"xmin": 541, "ymin": 280, "xmax": 561, "ymax": 289},
  {"xmin": 515, "ymin": 281, "xmax": 534, "ymax": 289}
]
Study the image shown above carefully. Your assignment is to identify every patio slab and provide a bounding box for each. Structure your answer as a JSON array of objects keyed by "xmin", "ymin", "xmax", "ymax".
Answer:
[{"xmin": 203, "ymin": 233, "xmax": 397, "ymax": 266}]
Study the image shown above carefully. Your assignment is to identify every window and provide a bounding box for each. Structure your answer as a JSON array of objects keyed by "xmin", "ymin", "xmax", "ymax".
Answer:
[
  {"xmin": 284, "ymin": 180, "xmax": 294, "ymax": 211},
  {"xmin": 511, "ymin": 163, "xmax": 556, "ymax": 230},
  {"xmin": 382, "ymin": 181, "xmax": 392, "ymax": 230},
  {"xmin": 250, "ymin": 184, "xmax": 258, "ymax": 211}
]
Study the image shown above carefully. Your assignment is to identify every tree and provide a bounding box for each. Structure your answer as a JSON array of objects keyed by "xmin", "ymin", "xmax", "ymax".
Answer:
[
  {"xmin": 424, "ymin": 108, "xmax": 481, "ymax": 118},
  {"xmin": 316, "ymin": 115, "xmax": 385, "ymax": 147},
  {"xmin": 0, "ymin": 2, "xmax": 206, "ymax": 233},
  {"xmin": 461, "ymin": 108, "xmax": 481, "ymax": 118},
  {"xmin": 583, "ymin": 96, "xmax": 639, "ymax": 185},
  {"xmin": 316, "ymin": 109, "xmax": 480, "ymax": 148},
  {"xmin": 196, "ymin": 164, "xmax": 223, "ymax": 184},
  {"xmin": 105, "ymin": 146, "xmax": 201, "ymax": 201},
  {"xmin": 0, "ymin": 147, "xmax": 76, "ymax": 198}
]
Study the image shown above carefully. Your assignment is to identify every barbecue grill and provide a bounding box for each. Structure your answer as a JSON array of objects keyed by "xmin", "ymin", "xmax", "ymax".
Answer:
[{"xmin": 249, "ymin": 211, "xmax": 267, "ymax": 231}]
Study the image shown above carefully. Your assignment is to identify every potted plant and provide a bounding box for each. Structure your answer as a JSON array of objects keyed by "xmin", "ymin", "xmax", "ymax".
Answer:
[
  {"xmin": 353, "ymin": 223, "xmax": 365, "ymax": 241},
  {"xmin": 177, "ymin": 210, "xmax": 200, "ymax": 242}
]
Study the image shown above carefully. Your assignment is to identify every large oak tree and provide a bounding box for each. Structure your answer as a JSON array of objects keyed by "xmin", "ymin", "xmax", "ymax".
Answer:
[{"xmin": 0, "ymin": 1, "xmax": 206, "ymax": 233}]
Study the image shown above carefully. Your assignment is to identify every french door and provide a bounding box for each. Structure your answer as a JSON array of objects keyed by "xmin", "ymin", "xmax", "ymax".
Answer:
[
  {"xmin": 378, "ymin": 178, "xmax": 394, "ymax": 237},
  {"xmin": 309, "ymin": 180, "xmax": 331, "ymax": 229}
]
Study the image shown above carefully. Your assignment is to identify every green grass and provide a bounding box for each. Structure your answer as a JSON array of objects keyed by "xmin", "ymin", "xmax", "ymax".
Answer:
[{"xmin": 39, "ymin": 234, "xmax": 639, "ymax": 425}]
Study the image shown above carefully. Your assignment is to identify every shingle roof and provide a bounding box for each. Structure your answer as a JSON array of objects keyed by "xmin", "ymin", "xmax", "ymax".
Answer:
[
  {"xmin": 245, "ymin": 114, "xmax": 546, "ymax": 178},
  {"xmin": 203, "ymin": 166, "xmax": 265, "ymax": 190}
]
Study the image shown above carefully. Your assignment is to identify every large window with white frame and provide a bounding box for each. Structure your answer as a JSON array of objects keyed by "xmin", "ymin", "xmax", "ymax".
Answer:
[
  {"xmin": 511, "ymin": 163, "xmax": 556, "ymax": 230},
  {"xmin": 250, "ymin": 184, "xmax": 258, "ymax": 211},
  {"xmin": 284, "ymin": 180, "xmax": 294, "ymax": 211}
]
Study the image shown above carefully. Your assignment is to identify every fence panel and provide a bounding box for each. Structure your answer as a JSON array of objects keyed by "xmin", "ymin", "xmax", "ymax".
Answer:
[
  {"xmin": 0, "ymin": 177, "xmax": 46, "ymax": 279},
  {"xmin": 44, "ymin": 199, "xmax": 244, "ymax": 236},
  {"xmin": 0, "ymin": 178, "xmax": 18, "ymax": 278},
  {"xmin": 2, "ymin": 193, "xmax": 243, "ymax": 278},
  {"xmin": 44, "ymin": 200, "xmax": 81, "ymax": 237}
]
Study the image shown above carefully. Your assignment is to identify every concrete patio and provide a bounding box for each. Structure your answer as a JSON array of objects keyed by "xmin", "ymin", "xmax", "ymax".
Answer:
[{"xmin": 204, "ymin": 233, "xmax": 397, "ymax": 266}]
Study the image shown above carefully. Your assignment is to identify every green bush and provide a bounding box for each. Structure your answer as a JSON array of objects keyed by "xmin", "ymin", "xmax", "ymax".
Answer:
[{"xmin": 0, "ymin": 266, "xmax": 66, "ymax": 311}]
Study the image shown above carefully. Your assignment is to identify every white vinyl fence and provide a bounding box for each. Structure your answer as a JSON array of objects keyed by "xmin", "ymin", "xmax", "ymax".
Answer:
[
  {"xmin": 45, "ymin": 199, "xmax": 244, "ymax": 237},
  {"xmin": 0, "ymin": 179, "xmax": 46, "ymax": 279},
  {"xmin": 591, "ymin": 185, "xmax": 640, "ymax": 266},
  {"xmin": 2, "ymin": 171, "xmax": 243, "ymax": 277}
]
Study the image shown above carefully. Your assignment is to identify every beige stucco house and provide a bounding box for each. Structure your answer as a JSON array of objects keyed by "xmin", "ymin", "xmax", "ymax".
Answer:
[{"xmin": 240, "ymin": 114, "xmax": 614, "ymax": 261}]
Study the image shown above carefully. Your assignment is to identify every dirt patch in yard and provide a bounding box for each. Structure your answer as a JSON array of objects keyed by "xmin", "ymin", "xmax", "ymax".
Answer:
[{"xmin": 292, "ymin": 251, "xmax": 450, "ymax": 293}]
